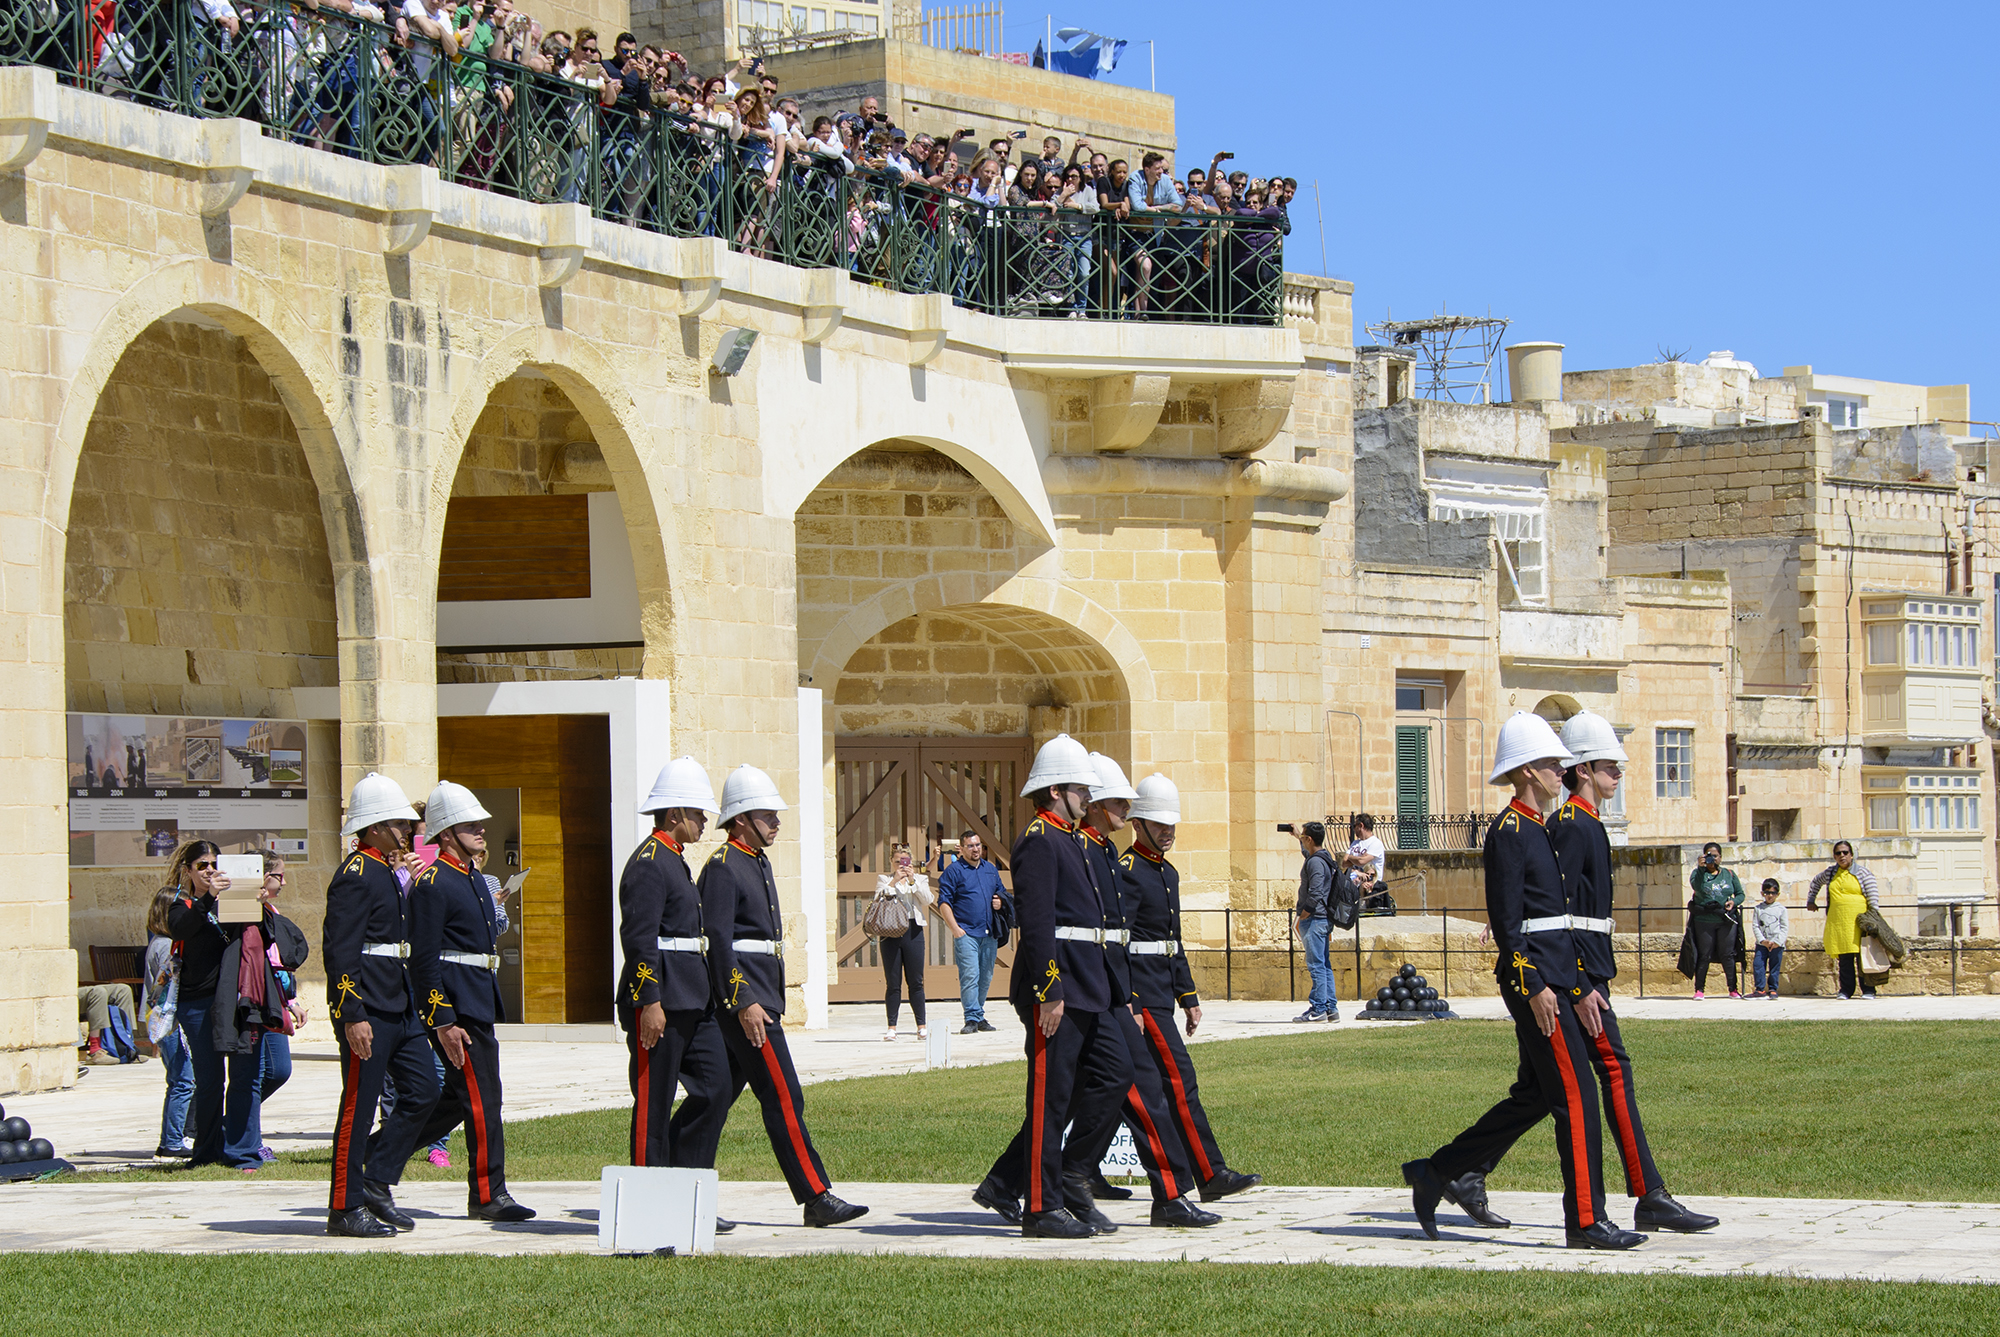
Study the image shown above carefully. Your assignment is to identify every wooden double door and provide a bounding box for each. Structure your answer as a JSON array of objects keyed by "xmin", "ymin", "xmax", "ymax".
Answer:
[{"xmin": 829, "ymin": 736, "xmax": 1032, "ymax": 1004}]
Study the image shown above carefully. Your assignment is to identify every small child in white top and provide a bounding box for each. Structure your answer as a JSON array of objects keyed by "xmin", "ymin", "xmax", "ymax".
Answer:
[{"xmin": 1751, "ymin": 878, "xmax": 1789, "ymax": 998}]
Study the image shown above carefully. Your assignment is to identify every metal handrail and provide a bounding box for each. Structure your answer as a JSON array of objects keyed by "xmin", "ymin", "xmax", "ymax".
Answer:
[{"xmin": 0, "ymin": 0, "xmax": 1284, "ymax": 326}]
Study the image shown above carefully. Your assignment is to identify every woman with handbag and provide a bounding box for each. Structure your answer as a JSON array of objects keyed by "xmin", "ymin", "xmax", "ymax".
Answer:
[
  {"xmin": 1807, "ymin": 840, "xmax": 1880, "ymax": 999},
  {"xmin": 872, "ymin": 846, "xmax": 933, "ymax": 1041}
]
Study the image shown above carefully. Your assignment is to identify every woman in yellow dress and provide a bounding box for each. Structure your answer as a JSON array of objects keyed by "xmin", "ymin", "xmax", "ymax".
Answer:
[{"xmin": 1805, "ymin": 840, "xmax": 1879, "ymax": 1000}]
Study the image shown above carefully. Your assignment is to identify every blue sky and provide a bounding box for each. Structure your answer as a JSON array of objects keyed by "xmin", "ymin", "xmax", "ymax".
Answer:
[{"xmin": 1005, "ymin": 3, "xmax": 1998, "ymax": 396}]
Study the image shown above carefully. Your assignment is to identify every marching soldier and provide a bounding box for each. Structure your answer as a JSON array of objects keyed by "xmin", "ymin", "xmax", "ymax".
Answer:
[
  {"xmin": 617, "ymin": 757, "xmax": 734, "ymax": 1232},
  {"xmin": 1061, "ymin": 754, "xmax": 1219, "ymax": 1229},
  {"xmin": 971, "ymin": 734, "xmax": 1130, "ymax": 1240},
  {"xmin": 394, "ymin": 782, "xmax": 535, "ymax": 1223},
  {"xmin": 323, "ymin": 773, "xmax": 441, "ymax": 1238},
  {"xmin": 698, "ymin": 764, "xmax": 868, "ymax": 1228},
  {"xmin": 1425, "ymin": 712, "xmax": 1718, "ymax": 1237},
  {"xmin": 1118, "ymin": 772, "xmax": 1263, "ymax": 1204},
  {"xmin": 1402, "ymin": 713, "xmax": 1645, "ymax": 1250}
]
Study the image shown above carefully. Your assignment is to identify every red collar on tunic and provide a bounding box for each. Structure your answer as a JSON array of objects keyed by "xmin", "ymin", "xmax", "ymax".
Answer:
[
  {"xmin": 1034, "ymin": 808, "xmax": 1074, "ymax": 833},
  {"xmin": 1508, "ymin": 798, "xmax": 1546, "ymax": 827},
  {"xmin": 359, "ymin": 845, "xmax": 394, "ymax": 866},
  {"xmin": 728, "ymin": 838, "xmax": 762, "ymax": 858},
  {"xmin": 1133, "ymin": 842, "xmax": 1165, "ymax": 864},
  {"xmin": 1566, "ymin": 793, "xmax": 1598, "ymax": 819},
  {"xmin": 436, "ymin": 848, "xmax": 469, "ymax": 873},
  {"xmin": 652, "ymin": 831, "xmax": 684, "ymax": 855},
  {"xmin": 1080, "ymin": 824, "xmax": 1111, "ymax": 848}
]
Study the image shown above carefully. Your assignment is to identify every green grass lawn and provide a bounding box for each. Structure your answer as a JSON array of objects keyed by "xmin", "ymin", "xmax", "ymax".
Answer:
[
  {"xmin": 92, "ymin": 1019, "xmax": 2000, "ymax": 1202},
  {"xmin": 0, "ymin": 1254, "xmax": 1993, "ymax": 1336}
]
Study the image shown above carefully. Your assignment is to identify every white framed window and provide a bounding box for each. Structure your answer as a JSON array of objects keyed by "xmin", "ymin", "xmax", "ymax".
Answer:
[
  {"xmin": 1655, "ymin": 728, "xmax": 1693, "ymax": 799},
  {"xmin": 1867, "ymin": 624, "xmax": 1899, "ymax": 665},
  {"xmin": 1868, "ymin": 796, "xmax": 1901, "ymax": 832},
  {"xmin": 1825, "ymin": 396, "xmax": 1862, "ymax": 427}
]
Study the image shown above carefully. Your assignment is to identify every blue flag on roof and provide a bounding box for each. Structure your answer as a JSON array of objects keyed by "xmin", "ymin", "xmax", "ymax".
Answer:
[{"xmin": 1033, "ymin": 27, "xmax": 1128, "ymax": 78}]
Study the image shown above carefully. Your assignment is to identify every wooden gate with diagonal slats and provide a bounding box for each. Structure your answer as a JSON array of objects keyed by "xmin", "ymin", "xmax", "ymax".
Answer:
[{"xmin": 830, "ymin": 737, "xmax": 1032, "ymax": 1003}]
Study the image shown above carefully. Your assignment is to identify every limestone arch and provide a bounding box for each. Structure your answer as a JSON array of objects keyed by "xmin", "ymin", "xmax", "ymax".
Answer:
[
  {"xmin": 811, "ymin": 573, "xmax": 1155, "ymax": 715},
  {"xmin": 47, "ymin": 260, "xmax": 373, "ymax": 633},
  {"xmin": 1533, "ymin": 693, "xmax": 1582, "ymax": 725},
  {"xmin": 431, "ymin": 328, "xmax": 680, "ymax": 677},
  {"xmin": 789, "ymin": 434, "xmax": 1056, "ymax": 545}
]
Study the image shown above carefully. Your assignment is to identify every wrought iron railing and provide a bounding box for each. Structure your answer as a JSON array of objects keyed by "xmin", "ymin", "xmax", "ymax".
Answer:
[
  {"xmin": 1324, "ymin": 813, "xmax": 1496, "ymax": 854},
  {"xmin": 1, "ymin": 0, "xmax": 1283, "ymax": 325}
]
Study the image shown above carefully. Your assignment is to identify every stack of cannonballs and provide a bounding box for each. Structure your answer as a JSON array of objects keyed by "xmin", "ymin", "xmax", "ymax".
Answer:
[
  {"xmin": 1361, "ymin": 963, "xmax": 1451, "ymax": 1020},
  {"xmin": 0, "ymin": 1104, "xmax": 57, "ymax": 1174}
]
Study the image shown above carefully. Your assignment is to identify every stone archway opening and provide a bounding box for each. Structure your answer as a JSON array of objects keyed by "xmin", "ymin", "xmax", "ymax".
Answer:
[
  {"xmin": 63, "ymin": 314, "xmax": 343, "ymax": 965},
  {"xmin": 1533, "ymin": 693, "xmax": 1582, "ymax": 725},
  {"xmin": 432, "ymin": 368, "xmax": 666, "ymax": 1025}
]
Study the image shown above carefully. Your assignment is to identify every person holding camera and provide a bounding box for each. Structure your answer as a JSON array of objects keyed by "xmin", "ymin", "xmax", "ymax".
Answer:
[
  {"xmin": 1687, "ymin": 841, "xmax": 1745, "ymax": 999},
  {"xmin": 875, "ymin": 845, "xmax": 933, "ymax": 1041},
  {"xmin": 1290, "ymin": 822, "xmax": 1339, "ymax": 1023}
]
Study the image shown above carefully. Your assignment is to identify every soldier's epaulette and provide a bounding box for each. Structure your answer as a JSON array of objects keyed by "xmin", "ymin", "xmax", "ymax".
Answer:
[
  {"xmin": 708, "ymin": 847, "xmax": 727, "ymax": 863},
  {"xmin": 1500, "ymin": 811, "xmax": 1520, "ymax": 831},
  {"xmin": 342, "ymin": 854, "xmax": 364, "ymax": 875},
  {"xmin": 1119, "ymin": 852, "xmax": 1135, "ymax": 870},
  {"xmin": 1026, "ymin": 817, "xmax": 1047, "ymax": 834},
  {"xmin": 638, "ymin": 839, "xmax": 656, "ymax": 861},
  {"xmin": 416, "ymin": 866, "xmax": 437, "ymax": 887}
]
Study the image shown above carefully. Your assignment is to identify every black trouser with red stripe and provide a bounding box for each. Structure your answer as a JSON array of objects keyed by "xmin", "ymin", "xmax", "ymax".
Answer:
[
  {"xmin": 1065, "ymin": 1005, "xmax": 1194, "ymax": 1203},
  {"xmin": 625, "ymin": 1009, "xmax": 731, "ymax": 1169},
  {"xmin": 327, "ymin": 1011, "xmax": 440, "ymax": 1212},
  {"xmin": 1137, "ymin": 1005, "xmax": 1227, "ymax": 1187},
  {"xmin": 987, "ymin": 1002, "xmax": 1131, "ymax": 1215},
  {"xmin": 1461, "ymin": 983, "xmax": 1663, "ymax": 1200},
  {"xmin": 387, "ymin": 1020, "xmax": 509, "ymax": 1206},
  {"xmin": 717, "ymin": 1015, "xmax": 831, "ymax": 1205},
  {"xmin": 1429, "ymin": 986, "xmax": 1607, "ymax": 1232}
]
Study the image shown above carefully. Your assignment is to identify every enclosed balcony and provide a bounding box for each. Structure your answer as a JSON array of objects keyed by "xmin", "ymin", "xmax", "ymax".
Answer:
[
  {"xmin": 1861, "ymin": 766, "xmax": 1987, "ymax": 906},
  {"xmin": 1858, "ymin": 595, "xmax": 1984, "ymax": 745}
]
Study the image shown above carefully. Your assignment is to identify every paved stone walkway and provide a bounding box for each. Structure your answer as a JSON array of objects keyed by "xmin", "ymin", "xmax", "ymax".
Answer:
[{"xmin": 7, "ymin": 1177, "xmax": 1997, "ymax": 1283}]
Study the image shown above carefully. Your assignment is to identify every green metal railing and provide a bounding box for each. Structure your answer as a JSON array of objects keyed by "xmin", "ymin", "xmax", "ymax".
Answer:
[{"xmin": 1, "ymin": 0, "xmax": 1283, "ymax": 325}]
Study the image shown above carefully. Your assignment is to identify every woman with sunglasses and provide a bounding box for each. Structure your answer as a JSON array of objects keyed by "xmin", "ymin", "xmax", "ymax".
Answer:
[
  {"xmin": 164, "ymin": 840, "xmax": 269, "ymax": 1170},
  {"xmin": 874, "ymin": 845, "xmax": 933, "ymax": 1041},
  {"xmin": 1807, "ymin": 841, "xmax": 1880, "ymax": 999}
]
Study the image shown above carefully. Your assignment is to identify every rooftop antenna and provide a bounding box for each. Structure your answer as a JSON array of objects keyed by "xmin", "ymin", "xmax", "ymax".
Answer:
[
  {"xmin": 1312, "ymin": 178, "xmax": 1328, "ymax": 277},
  {"xmin": 1363, "ymin": 308, "xmax": 1511, "ymax": 403}
]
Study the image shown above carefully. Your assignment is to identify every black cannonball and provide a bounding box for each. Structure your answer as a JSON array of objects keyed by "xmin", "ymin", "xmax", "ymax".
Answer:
[
  {"xmin": 0, "ymin": 1101, "xmax": 7, "ymax": 1121},
  {"xmin": 0, "ymin": 1141, "xmax": 16, "ymax": 1163},
  {"xmin": 1412, "ymin": 976, "xmax": 1427, "ymax": 990},
  {"xmin": 1392, "ymin": 998, "xmax": 1409, "ymax": 1012},
  {"xmin": 1, "ymin": 1117, "xmax": 26, "ymax": 1141},
  {"xmin": 1390, "ymin": 987, "xmax": 1407, "ymax": 1002},
  {"xmin": 9, "ymin": 1141, "xmax": 29, "ymax": 1162},
  {"xmin": 1364, "ymin": 999, "xmax": 1379, "ymax": 1013},
  {"xmin": 26, "ymin": 1139, "xmax": 51, "ymax": 1161},
  {"xmin": 1424, "ymin": 987, "xmax": 1438, "ymax": 1001},
  {"xmin": 1376, "ymin": 986, "xmax": 1393, "ymax": 1002},
  {"xmin": 1400, "ymin": 963, "xmax": 1416, "ymax": 979}
]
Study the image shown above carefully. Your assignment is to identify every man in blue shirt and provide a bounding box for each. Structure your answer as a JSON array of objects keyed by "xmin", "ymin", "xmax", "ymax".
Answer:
[{"xmin": 935, "ymin": 831, "xmax": 1008, "ymax": 1034}]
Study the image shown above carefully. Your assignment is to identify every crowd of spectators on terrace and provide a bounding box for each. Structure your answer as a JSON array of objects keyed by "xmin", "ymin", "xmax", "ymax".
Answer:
[{"xmin": 5, "ymin": 0, "xmax": 1293, "ymax": 321}]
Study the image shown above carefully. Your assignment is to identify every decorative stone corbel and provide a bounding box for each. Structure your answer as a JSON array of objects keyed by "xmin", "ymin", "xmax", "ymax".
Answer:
[
  {"xmin": 677, "ymin": 236, "xmax": 727, "ymax": 316},
  {"xmin": 1090, "ymin": 373, "xmax": 1172, "ymax": 452},
  {"xmin": 198, "ymin": 118, "xmax": 263, "ymax": 217},
  {"xmin": 1216, "ymin": 375, "xmax": 1298, "ymax": 456},
  {"xmin": 0, "ymin": 66, "xmax": 57, "ymax": 173},
  {"xmin": 537, "ymin": 201, "xmax": 592, "ymax": 289},
  {"xmin": 382, "ymin": 164, "xmax": 441, "ymax": 256},
  {"xmin": 905, "ymin": 292, "xmax": 949, "ymax": 367},
  {"xmin": 801, "ymin": 267, "xmax": 848, "ymax": 345}
]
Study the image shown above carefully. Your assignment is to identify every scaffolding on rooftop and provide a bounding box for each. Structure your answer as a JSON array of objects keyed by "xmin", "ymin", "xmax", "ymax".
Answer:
[{"xmin": 1365, "ymin": 311, "xmax": 1511, "ymax": 403}]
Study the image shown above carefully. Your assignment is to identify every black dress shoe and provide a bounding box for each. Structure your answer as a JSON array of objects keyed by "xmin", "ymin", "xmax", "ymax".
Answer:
[
  {"xmin": 1443, "ymin": 1172, "xmax": 1511, "ymax": 1228},
  {"xmin": 1199, "ymin": 1168, "xmax": 1263, "ymax": 1201},
  {"xmin": 714, "ymin": 1218, "xmax": 737, "ymax": 1234},
  {"xmin": 1021, "ymin": 1207, "xmax": 1094, "ymax": 1239},
  {"xmin": 1401, "ymin": 1158, "xmax": 1445, "ymax": 1240},
  {"xmin": 1067, "ymin": 1200, "xmax": 1118, "ymax": 1233},
  {"xmin": 960, "ymin": 1023, "xmax": 980, "ymax": 1035},
  {"xmin": 977, "ymin": 1020, "xmax": 997, "ymax": 1032},
  {"xmin": 1633, "ymin": 1187, "xmax": 1719, "ymax": 1233},
  {"xmin": 1090, "ymin": 1171, "xmax": 1135, "ymax": 1201},
  {"xmin": 327, "ymin": 1205, "xmax": 396, "ymax": 1238},
  {"xmin": 1151, "ymin": 1196, "xmax": 1221, "ymax": 1227},
  {"xmin": 472, "ymin": 1192, "xmax": 536, "ymax": 1223},
  {"xmin": 803, "ymin": 1191, "xmax": 868, "ymax": 1227},
  {"xmin": 362, "ymin": 1180, "xmax": 414, "ymax": 1231},
  {"xmin": 973, "ymin": 1175, "xmax": 1023, "ymax": 1225},
  {"xmin": 1566, "ymin": 1220, "xmax": 1646, "ymax": 1250}
]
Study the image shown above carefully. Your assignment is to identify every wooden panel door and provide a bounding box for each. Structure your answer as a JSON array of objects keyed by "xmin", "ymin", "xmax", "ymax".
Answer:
[{"xmin": 829, "ymin": 737, "xmax": 1032, "ymax": 1004}]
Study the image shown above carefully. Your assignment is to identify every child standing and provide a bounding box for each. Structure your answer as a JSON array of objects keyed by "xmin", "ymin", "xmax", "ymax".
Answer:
[
  {"xmin": 144, "ymin": 888, "xmax": 195, "ymax": 1158},
  {"xmin": 1751, "ymin": 879, "xmax": 1789, "ymax": 999}
]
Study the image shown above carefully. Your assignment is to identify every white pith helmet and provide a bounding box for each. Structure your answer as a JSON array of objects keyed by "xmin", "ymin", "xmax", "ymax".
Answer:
[
  {"xmin": 1019, "ymin": 733, "xmax": 1098, "ymax": 797},
  {"xmin": 1129, "ymin": 773, "xmax": 1181, "ymax": 825},
  {"xmin": 340, "ymin": 772, "xmax": 420, "ymax": 838},
  {"xmin": 718, "ymin": 764, "xmax": 788, "ymax": 823},
  {"xmin": 1487, "ymin": 711, "xmax": 1576, "ymax": 785},
  {"xmin": 641, "ymin": 756, "xmax": 719, "ymax": 815},
  {"xmin": 421, "ymin": 781, "xmax": 491, "ymax": 840},
  {"xmin": 1559, "ymin": 710, "xmax": 1628, "ymax": 768},
  {"xmin": 1086, "ymin": 752, "xmax": 1139, "ymax": 804}
]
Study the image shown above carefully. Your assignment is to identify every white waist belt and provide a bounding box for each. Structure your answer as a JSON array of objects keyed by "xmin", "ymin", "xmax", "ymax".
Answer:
[
  {"xmin": 732, "ymin": 938, "xmax": 784, "ymax": 956},
  {"xmin": 442, "ymin": 950, "xmax": 500, "ymax": 972},
  {"xmin": 1128, "ymin": 940, "xmax": 1181, "ymax": 957},
  {"xmin": 1103, "ymin": 929, "xmax": 1131, "ymax": 946},
  {"xmin": 657, "ymin": 936, "xmax": 707, "ymax": 954},
  {"xmin": 362, "ymin": 942, "xmax": 409, "ymax": 958},
  {"xmin": 1521, "ymin": 915, "xmax": 1615, "ymax": 935},
  {"xmin": 1054, "ymin": 926, "xmax": 1105, "ymax": 944}
]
